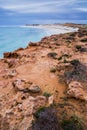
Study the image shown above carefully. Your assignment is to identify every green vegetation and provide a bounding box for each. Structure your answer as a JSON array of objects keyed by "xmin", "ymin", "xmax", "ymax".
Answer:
[
  {"xmin": 32, "ymin": 107, "xmax": 61, "ymax": 130},
  {"xmin": 70, "ymin": 59, "xmax": 80, "ymax": 66},
  {"xmin": 43, "ymin": 92, "xmax": 52, "ymax": 97},
  {"xmin": 75, "ymin": 45, "xmax": 82, "ymax": 50},
  {"xmin": 34, "ymin": 106, "xmax": 46, "ymax": 118},
  {"xmin": 61, "ymin": 114, "xmax": 83, "ymax": 130}
]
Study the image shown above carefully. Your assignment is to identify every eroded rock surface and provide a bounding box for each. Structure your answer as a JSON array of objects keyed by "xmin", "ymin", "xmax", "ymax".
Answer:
[
  {"xmin": 0, "ymin": 25, "xmax": 87, "ymax": 129},
  {"xmin": 67, "ymin": 81, "xmax": 87, "ymax": 101}
]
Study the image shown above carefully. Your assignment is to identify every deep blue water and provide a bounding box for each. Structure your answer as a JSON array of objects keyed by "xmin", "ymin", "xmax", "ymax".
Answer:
[{"xmin": 0, "ymin": 27, "xmax": 48, "ymax": 58}]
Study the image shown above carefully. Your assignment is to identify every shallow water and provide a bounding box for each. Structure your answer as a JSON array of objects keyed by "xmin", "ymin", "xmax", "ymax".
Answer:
[
  {"xmin": 0, "ymin": 27, "xmax": 49, "ymax": 58},
  {"xmin": 0, "ymin": 26, "xmax": 77, "ymax": 58}
]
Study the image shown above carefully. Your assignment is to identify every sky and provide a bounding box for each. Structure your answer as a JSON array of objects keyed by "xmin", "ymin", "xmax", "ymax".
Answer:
[{"xmin": 0, "ymin": 0, "xmax": 87, "ymax": 25}]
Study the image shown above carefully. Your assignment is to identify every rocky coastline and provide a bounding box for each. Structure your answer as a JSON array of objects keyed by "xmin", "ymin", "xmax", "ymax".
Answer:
[{"xmin": 0, "ymin": 24, "xmax": 87, "ymax": 130}]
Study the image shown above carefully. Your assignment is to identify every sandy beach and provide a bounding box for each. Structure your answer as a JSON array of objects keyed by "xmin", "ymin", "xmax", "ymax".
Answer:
[{"xmin": 22, "ymin": 24, "xmax": 78, "ymax": 35}]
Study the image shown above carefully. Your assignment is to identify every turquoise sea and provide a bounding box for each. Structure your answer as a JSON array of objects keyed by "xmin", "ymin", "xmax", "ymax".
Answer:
[
  {"xmin": 0, "ymin": 26, "xmax": 49, "ymax": 58},
  {"xmin": 0, "ymin": 25, "xmax": 78, "ymax": 58}
]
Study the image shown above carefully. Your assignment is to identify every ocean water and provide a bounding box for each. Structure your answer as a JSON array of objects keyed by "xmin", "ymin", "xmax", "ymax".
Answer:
[
  {"xmin": 0, "ymin": 27, "xmax": 49, "ymax": 58},
  {"xmin": 0, "ymin": 26, "xmax": 78, "ymax": 58}
]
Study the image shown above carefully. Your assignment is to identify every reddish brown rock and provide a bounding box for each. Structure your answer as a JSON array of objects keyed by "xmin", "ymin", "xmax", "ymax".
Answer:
[
  {"xmin": 12, "ymin": 79, "xmax": 41, "ymax": 93},
  {"xmin": 7, "ymin": 69, "xmax": 17, "ymax": 78},
  {"xmin": 29, "ymin": 84, "xmax": 41, "ymax": 93},
  {"xmin": 29, "ymin": 42, "xmax": 39, "ymax": 46},
  {"xmin": 3, "ymin": 52, "xmax": 20, "ymax": 58},
  {"xmin": 67, "ymin": 81, "xmax": 87, "ymax": 101},
  {"xmin": 12, "ymin": 79, "xmax": 27, "ymax": 92}
]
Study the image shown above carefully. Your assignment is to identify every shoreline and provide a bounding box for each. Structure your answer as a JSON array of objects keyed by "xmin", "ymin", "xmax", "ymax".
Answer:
[
  {"xmin": 21, "ymin": 24, "xmax": 78, "ymax": 35},
  {"xmin": 0, "ymin": 24, "xmax": 87, "ymax": 129},
  {"xmin": 0, "ymin": 24, "xmax": 78, "ymax": 59}
]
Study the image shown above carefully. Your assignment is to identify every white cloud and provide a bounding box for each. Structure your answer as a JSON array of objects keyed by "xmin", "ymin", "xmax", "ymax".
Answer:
[
  {"xmin": 76, "ymin": 8, "xmax": 87, "ymax": 12},
  {"xmin": 0, "ymin": 0, "xmax": 76, "ymax": 13}
]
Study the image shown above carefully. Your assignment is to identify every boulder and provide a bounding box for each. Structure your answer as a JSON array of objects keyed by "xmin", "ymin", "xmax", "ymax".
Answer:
[
  {"xmin": 67, "ymin": 81, "xmax": 87, "ymax": 101},
  {"xmin": 29, "ymin": 84, "xmax": 41, "ymax": 93},
  {"xmin": 12, "ymin": 79, "xmax": 26, "ymax": 92},
  {"xmin": 12, "ymin": 79, "xmax": 41, "ymax": 93}
]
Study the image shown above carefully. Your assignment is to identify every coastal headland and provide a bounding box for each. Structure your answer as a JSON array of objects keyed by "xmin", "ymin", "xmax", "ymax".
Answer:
[{"xmin": 0, "ymin": 23, "xmax": 87, "ymax": 130}]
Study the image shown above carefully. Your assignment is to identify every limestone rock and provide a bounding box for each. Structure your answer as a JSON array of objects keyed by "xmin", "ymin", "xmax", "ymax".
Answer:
[
  {"xmin": 12, "ymin": 79, "xmax": 26, "ymax": 91},
  {"xmin": 34, "ymin": 96, "xmax": 47, "ymax": 111},
  {"xmin": 12, "ymin": 79, "xmax": 41, "ymax": 93},
  {"xmin": 67, "ymin": 81, "xmax": 87, "ymax": 101},
  {"xmin": 18, "ymin": 116, "xmax": 33, "ymax": 130},
  {"xmin": 48, "ymin": 95, "xmax": 54, "ymax": 105},
  {"xmin": 22, "ymin": 96, "xmax": 47, "ymax": 116},
  {"xmin": 29, "ymin": 84, "xmax": 41, "ymax": 93}
]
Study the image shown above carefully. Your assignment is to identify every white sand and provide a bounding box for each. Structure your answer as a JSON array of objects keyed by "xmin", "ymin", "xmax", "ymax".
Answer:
[{"xmin": 22, "ymin": 24, "xmax": 78, "ymax": 35}]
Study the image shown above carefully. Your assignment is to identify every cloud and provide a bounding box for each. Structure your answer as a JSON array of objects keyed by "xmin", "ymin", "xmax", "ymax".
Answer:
[
  {"xmin": 0, "ymin": 0, "xmax": 77, "ymax": 13},
  {"xmin": 0, "ymin": 0, "xmax": 87, "ymax": 25},
  {"xmin": 76, "ymin": 8, "xmax": 87, "ymax": 12}
]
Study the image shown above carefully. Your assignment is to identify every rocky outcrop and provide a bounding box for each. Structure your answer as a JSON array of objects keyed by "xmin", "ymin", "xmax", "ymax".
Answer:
[
  {"xmin": 29, "ymin": 84, "xmax": 41, "ymax": 93},
  {"xmin": 0, "ymin": 24, "xmax": 87, "ymax": 129},
  {"xmin": 28, "ymin": 42, "xmax": 39, "ymax": 46},
  {"xmin": 3, "ymin": 52, "xmax": 20, "ymax": 58},
  {"xmin": 67, "ymin": 81, "xmax": 87, "ymax": 101},
  {"xmin": 12, "ymin": 79, "xmax": 41, "ymax": 93},
  {"xmin": 31, "ymin": 107, "xmax": 61, "ymax": 130}
]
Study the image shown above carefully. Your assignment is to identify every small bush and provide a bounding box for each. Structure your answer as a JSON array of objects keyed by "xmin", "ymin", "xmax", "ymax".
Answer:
[
  {"xmin": 75, "ymin": 45, "xmax": 82, "ymax": 50},
  {"xmin": 64, "ymin": 59, "xmax": 87, "ymax": 82},
  {"xmin": 43, "ymin": 92, "xmax": 52, "ymax": 98},
  {"xmin": 34, "ymin": 106, "xmax": 46, "ymax": 118},
  {"xmin": 32, "ymin": 107, "xmax": 61, "ymax": 130},
  {"xmin": 70, "ymin": 59, "xmax": 80, "ymax": 66},
  {"xmin": 61, "ymin": 115, "xmax": 83, "ymax": 130}
]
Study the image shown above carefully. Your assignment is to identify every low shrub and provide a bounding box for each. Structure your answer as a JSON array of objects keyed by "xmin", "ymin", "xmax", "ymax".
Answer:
[
  {"xmin": 70, "ymin": 59, "xmax": 80, "ymax": 66},
  {"xmin": 75, "ymin": 45, "xmax": 82, "ymax": 50},
  {"xmin": 32, "ymin": 107, "xmax": 61, "ymax": 130},
  {"xmin": 61, "ymin": 114, "xmax": 83, "ymax": 130},
  {"xmin": 43, "ymin": 92, "xmax": 52, "ymax": 98}
]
